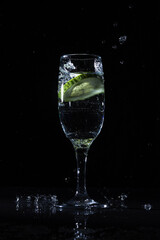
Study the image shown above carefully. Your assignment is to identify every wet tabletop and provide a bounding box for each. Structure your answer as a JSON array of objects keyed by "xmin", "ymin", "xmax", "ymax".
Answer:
[{"xmin": 0, "ymin": 187, "xmax": 160, "ymax": 239}]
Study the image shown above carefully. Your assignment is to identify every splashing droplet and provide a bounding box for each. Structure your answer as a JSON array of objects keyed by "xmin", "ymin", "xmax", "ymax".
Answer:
[
  {"xmin": 119, "ymin": 35, "xmax": 127, "ymax": 44},
  {"xmin": 101, "ymin": 40, "xmax": 106, "ymax": 44},
  {"xmin": 143, "ymin": 203, "xmax": 152, "ymax": 211},
  {"xmin": 120, "ymin": 60, "xmax": 125, "ymax": 65},
  {"xmin": 103, "ymin": 204, "xmax": 109, "ymax": 208},
  {"xmin": 112, "ymin": 45, "xmax": 118, "ymax": 50},
  {"xmin": 113, "ymin": 21, "xmax": 118, "ymax": 27},
  {"xmin": 128, "ymin": 3, "xmax": 134, "ymax": 9},
  {"xmin": 65, "ymin": 177, "xmax": 70, "ymax": 183},
  {"xmin": 147, "ymin": 142, "xmax": 152, "ymax": 148},
  {"xmin": 118, "ymin": 193, "xmax": 128, "ymax": 201}
]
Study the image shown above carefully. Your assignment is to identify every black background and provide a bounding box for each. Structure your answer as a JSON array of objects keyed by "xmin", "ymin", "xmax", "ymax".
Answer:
[{"xmin": 1, "ymin": 1, "xmax": 160, "ymax": 189}]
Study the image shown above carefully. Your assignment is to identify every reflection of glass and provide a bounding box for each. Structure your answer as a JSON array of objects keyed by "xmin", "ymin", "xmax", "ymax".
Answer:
[
  {"xmin": 58, "ymin": 54, "xmax": 105, "ymax": 208},
  {"xmin": 73, "ymin": 209, "xmax": 95, "ymax": 240}
]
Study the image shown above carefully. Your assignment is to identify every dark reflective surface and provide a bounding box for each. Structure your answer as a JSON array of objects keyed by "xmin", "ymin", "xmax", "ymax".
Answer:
[{"xmin": 0, "ymin": 187, "xmax": 160, "ymax": 239}]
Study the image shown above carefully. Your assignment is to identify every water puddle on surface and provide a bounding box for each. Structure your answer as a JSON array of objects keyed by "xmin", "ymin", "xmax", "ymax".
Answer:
[
  {"xmin": 14, "ymin": 192, "xmax": 157, "ymax": 240},
  {"xmin": 15, "ymin": 191, "xmax": 154, "ymax": 214},
  {"xmin": 15, "ymin": 194, "xmax": 58, "ymax": 214}
]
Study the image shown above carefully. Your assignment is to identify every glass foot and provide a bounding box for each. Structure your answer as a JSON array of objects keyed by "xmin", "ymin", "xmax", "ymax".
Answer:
[{"xmin": 56, "ymin": 194, "xmax": 103, "ymax": 209}]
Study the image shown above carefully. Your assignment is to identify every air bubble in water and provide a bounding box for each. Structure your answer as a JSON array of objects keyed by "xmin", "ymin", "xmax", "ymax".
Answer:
[{"xmin": 143, "ymin": 203, "xmax": 152, "ymax": 211}]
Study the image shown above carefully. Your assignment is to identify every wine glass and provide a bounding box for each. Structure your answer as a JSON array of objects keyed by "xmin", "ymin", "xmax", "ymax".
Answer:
[{"xmin": 58, "ymin": 54, "xmax": 105, "ymax": 208}]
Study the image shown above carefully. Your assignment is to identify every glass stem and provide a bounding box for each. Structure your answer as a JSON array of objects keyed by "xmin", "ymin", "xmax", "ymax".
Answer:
[{"xmin": 75, "ymin": 148, "xmax": 89, "ymax": 197}]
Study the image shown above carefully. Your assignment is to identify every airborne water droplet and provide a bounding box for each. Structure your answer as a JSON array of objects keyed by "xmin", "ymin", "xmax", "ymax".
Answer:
[
  {"xmin": 128, "ymin": 3, "xmax": 134, "ymax": 9},
  {"xmin": 113, "ymin": 21, "xmax": 118, "ymax": 27},
  {"xmin": 147, "ymin": 142, "xmax": 152, "ymax": 148},
  {"xmin": 120, "ymin": 60, "xmax": 124, "ymax": 65},
  {"xmin": 118, "ymin": 193, "xmax": 128, "ymax": 201},
  {"xmin": 143, "ymin": 203, "xmax": 152, "ymax": 211},
  {"xmin": 65, "ymin": 177, "xmax": 70, "ymax": 183},
  {"xmin": 112, "ymin": 45, "xmax": 118, "ymax": 50},
  {"xmin": 101, "ymin": 40, "xmax": 106, "ymax": 44},
  {"xmin": 119, "ymin": 35, "xmax": 127, "ymax": 44}
]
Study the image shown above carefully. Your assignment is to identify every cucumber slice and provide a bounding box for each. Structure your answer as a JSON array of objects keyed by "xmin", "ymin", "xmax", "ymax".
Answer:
[{"xmin": 58, "ymin": 74, "xmax": 104, "ymax": 102}]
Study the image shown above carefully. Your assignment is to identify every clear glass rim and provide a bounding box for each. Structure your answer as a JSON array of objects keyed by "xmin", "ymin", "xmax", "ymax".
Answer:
[{"xmin": 61, "ymin": 53, "xmax": 101, "ymax": 61}]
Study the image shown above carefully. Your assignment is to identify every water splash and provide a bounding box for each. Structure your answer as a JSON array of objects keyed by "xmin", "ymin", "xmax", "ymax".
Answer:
[
  {"xmin": 64, "ymin": 60, "xmax": 76, "ymax": 72},
  {"xmin": 103, "ymin": 193, "xmax": 128, "ymax": 209},
  {"xmin": 58, "ymin": 60, "xmax": 76, "ymax": 86},
  {"xmin": 94, "ymin": 58, "xmax": 104, "ymax": 75}
]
